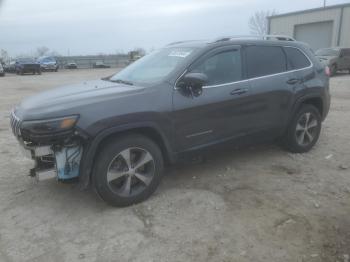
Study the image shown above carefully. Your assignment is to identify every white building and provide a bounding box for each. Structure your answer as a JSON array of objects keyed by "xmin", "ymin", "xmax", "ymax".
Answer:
[{"xmin": 268, "ymin": 3, "xmax": 350, "ymax": 51}]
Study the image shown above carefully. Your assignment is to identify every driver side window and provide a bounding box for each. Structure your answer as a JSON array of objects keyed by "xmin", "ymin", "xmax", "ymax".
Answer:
[{"xmin": 190, "ymin": 49, "xmax": 242, "ymax": 86}]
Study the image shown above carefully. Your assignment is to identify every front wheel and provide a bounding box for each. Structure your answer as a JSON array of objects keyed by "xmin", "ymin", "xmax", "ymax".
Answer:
[
  {"xmin": 93, "ymin": 134, "xmax": 164, "ymax": 207},
  {"xmin": 282, "ymin": 105, "xmax": 322, "ymax": 153}
]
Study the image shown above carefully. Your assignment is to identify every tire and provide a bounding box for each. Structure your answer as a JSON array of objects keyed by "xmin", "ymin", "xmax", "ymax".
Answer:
[
  {"xmin": 92, "ymin": 134, "xmax": 164, "ymax": 207},
  {"xmin": 282, "ymin": 104, "xmax": 322, "ymax": 153},
  {"xmin": 330, "ymin": 64, "xmax": 337, "ymax": 76}
]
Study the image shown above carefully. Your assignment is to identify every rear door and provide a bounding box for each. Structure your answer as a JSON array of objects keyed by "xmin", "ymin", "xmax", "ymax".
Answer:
[{"xmin": 244, "ymin": 45, "xmax": 295, "ymax": 133}]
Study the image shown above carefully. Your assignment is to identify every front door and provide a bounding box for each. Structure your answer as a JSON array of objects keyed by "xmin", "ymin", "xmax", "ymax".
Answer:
[{"xmin": 172, "ymin": 46, "xmax": 255, "ymax": 152}]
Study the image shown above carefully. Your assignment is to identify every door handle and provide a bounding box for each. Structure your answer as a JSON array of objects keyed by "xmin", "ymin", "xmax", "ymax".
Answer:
[
  {"xmin": 286, "ymin": 78, "xmax": 300, "ymax": 85},
  {"xmin": 230, "ymin": 88, "xmax": 248, "ymax": 95}
]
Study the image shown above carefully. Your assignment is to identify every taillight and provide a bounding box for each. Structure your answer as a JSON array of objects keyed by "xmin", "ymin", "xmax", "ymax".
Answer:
[{"xmin": 325, "ymin": 66, "xmax": 331, "ymax": 77}]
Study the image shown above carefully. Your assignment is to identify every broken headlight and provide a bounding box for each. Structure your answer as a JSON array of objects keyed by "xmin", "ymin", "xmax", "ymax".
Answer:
[{"xmin": 21, "ymin": 115, "xmax": 79, "ymax": 135}]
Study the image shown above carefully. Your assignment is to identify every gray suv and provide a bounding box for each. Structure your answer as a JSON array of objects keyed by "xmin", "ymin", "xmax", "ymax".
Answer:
[
  {"xmin": 10, "ymin": 36, "xmax": 331, "ymax": 206},
  {"xmin": 316, "ymin": 47, "xmax": 350, "ymax": 76}
]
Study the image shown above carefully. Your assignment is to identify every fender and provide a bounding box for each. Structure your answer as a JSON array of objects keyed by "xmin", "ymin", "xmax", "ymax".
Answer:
[
  {"xmin": 289, "ymin": 92, "xmax": 325, "ymax": 124},
  {"xmin": 78, "ymin": 121, "xmax": 176, "ymax": 189}
]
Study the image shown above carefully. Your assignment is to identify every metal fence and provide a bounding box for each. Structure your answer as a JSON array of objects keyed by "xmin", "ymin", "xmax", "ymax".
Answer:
[{"xmin": 55, "ymin": 54, "xmax": 129, "ymax": 69}]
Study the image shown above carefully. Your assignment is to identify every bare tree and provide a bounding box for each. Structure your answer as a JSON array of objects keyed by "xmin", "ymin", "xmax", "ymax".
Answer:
[
  {"xmin": 249, "ymin": 10, "xmax": 277, "ymax": 35},
  {"xmin": 134, "ymin": 47, "xmax": 146, "ymax": 56},
  {"xmin": 0, "ymin": 49, "xmax": 9, "ymax": 64},
  {"xmin": 36, "ymin": 46, "xmax": 49, "ymax": 57}
]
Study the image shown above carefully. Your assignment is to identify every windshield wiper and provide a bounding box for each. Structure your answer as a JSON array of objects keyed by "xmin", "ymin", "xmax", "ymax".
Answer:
[{"xmin": 110, "ymin": 79, "xmax": 134, "ymax": 86}]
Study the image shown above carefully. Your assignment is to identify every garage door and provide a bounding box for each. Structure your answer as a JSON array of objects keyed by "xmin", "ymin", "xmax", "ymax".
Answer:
[{"xmin": 294, "ymin": 21, "xmax": 333, "ymax": 51}]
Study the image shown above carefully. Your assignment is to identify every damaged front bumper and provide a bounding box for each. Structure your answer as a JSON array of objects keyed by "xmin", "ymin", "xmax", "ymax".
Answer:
[
  {"xmin": 10, "ymin": 111, "xmax": 84, "ymax": 182},
  {"xmin": 19, "ymin": 139, "xmax": 83, "ymax": 182}
]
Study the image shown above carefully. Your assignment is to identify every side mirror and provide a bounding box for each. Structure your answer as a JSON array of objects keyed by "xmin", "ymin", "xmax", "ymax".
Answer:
[{"xmin": 177, "ymin": 72, "xmax": 208, "ymax": 97}]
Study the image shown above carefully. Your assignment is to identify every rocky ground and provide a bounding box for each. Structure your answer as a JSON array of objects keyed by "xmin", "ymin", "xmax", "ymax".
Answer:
[{"xmin": 0, "ymin": 69, "xmax": 349, "ymax": 262}]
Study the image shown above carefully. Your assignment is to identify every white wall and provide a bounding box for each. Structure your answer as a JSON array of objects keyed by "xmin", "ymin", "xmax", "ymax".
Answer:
[{"xmin": 269, "ymin": 6, "xmax": 350, "ymax": 48}]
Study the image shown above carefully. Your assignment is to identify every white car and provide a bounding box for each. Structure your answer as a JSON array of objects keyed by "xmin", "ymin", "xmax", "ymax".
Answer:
[{"xmin": 0, "ymin": 63, "xmax": 5, "ymax": 77}]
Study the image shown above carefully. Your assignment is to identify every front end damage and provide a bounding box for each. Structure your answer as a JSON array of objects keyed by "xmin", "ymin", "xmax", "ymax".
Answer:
[
  {"xmin": 10, "ymin": 111, "xmax": 85, "ymax": 182},
  {"xmin": 26, "ymin": 142, "xmax": 83, "ymax": 181}
]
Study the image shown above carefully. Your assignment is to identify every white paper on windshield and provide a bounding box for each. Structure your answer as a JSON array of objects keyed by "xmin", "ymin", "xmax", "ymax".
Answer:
[{"xmin": 168, "ymin": 50, "xmax": 192, "ymax": 58}]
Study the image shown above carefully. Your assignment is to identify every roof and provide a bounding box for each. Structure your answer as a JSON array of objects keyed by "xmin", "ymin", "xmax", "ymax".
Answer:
[
  {"xmin": 268, "ymin": 3, "xmax": 350, "ymax": 19},
  {"xmin": 168, "ymin": 37, "xmax": 307, "ymax": 50}
]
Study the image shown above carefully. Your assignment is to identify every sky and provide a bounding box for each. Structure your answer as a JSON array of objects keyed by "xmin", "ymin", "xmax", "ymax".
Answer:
[{"xmin": 0, "ymin": 0, "xmax": 349, "ymax": 56}]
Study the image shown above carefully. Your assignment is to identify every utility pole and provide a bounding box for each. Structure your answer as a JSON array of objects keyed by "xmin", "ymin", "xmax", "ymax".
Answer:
[{"xmin": 323, "ymin": 0, "xmax": 326, "ymax": 7}]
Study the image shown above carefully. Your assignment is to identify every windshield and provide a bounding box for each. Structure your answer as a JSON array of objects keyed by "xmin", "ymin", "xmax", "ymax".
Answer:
[
  {"xmin": 315, "ymin": 48, "xmax": 339, "ymax": 56},
  {"xmin": 110, "ymin": 47, "xmax": 197, "ymax": 84},
  {"xmin": 41, "ymin": 57, "xmax": 56, "ymax": 62},
  {"xmin": 17, "ymin": 58, "xmax": 35, "ymax": 63}
]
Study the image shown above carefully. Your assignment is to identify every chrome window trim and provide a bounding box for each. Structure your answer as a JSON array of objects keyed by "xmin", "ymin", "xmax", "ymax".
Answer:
[{"xmin": 174, "ymin": 45, "xmax": 313, "ymax": 90}]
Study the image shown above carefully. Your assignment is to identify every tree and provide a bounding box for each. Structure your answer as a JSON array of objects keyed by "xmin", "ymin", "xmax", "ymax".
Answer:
[
  {"xmin": 249, "ymin": 10, "xmax": 277, "ymax": 35},
  {"xmin": 36, "ymin": 46, "xmax": 49, "ymax": 57},
  {"xmin": 134, "ymin": 47, "xmax": 146, "ymax": 56},
  {"xmin": 0, "ymin": 49, "xmax": 9, "ymax": 64}
]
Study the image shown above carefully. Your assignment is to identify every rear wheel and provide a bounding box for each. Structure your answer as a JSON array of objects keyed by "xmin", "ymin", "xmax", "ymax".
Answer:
[
  {"xmin": 93, "ymin": 134, "xmax": 164, "ymax": 207},
  {"xmin": 282, "ymin": 105, "xmax": 322, "ymax": 153}
]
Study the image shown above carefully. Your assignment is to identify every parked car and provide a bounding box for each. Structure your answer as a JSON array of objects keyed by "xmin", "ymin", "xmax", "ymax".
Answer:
[
  {"xmin": 65, "ymin": 62, "xmax": 78, "ymax": 69},
  {"xmin": 315, "ymin": 47, "xmax": 350, "ymax": 76},
  {"xmin": 0, "ymin": 63, "xmax": 5, "ymax": 76},
  {"xmin": 4, "ymin": 61, "xmax": 16, "ymax": 73},
  {"xmin": 37, "ymin": 56, "xmax": 59, "ymax": 72},
  {"xmin": 93, "ymin": 61, "xmax": 110, "ymax": 68},
  {"xmin": 13, "ymin": 58, "xmax": 41, "ymax": 75},
  {"xmin": 10, "ymin": 35, "xmax": 330, "ymax": 206}
]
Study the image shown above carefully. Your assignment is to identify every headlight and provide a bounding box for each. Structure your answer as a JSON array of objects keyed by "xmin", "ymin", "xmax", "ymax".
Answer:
[{"xmin": 21, "ymin": 115, "xmax": 79, "ymax": 135}]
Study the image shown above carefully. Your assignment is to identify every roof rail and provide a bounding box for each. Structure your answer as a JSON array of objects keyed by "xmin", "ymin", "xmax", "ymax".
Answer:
[
  {"xmin": 213, "ymin": 35, "xmax": 295, "ymax": 43},
  {"xmin": 166, "ymin": 40, "xmax": 203, "ymax": 46}
]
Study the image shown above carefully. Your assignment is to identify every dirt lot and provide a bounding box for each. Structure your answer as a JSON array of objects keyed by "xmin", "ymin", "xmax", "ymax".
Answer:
[{"xmin": 0, "ymin": 69, "xmax": 349, "ymax": 262}]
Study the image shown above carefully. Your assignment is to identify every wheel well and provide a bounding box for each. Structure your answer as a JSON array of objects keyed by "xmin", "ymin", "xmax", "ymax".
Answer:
[
  {"xmin": 95, "ymin": 127, "xmax": 172, "ymax": 165},
  {"xmin": 302, "ymin": 97, "xmax": 323, "ymax": 116}
]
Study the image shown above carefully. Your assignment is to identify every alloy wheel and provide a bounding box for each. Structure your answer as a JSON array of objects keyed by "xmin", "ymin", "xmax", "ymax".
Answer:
[
  {"xmin": 106, "ymin": 147, "xmax": 155, "ymax": 197},
  {"xmin": 295, "ymin": 112, "xmax": 318, "ymax": 146}
]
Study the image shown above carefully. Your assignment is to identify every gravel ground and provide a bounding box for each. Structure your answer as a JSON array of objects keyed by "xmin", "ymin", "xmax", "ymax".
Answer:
[{"xmin": 0, "ymin": 69, "xmax": 349, "ymax": 262}]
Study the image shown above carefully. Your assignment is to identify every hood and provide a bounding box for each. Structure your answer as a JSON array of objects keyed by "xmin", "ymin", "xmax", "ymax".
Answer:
[
  {"xmin": 18, "ymin": 62, "xmax": 39, "ymax": 65},
  {"xmin": 41, "ymin": 61, "xmax": 56, "ymax": 65},
  {"xmin": 316, "ymin": 56, "xmax": 337, "ymax": 65},
  {"xmin": 15, "ymin": 79, "xmax": 147, "ymax": 120}
]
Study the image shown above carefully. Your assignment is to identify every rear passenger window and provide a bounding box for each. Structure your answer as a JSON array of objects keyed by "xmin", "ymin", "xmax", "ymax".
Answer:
[
  {"xmin": 246, "ymin": 46, "xmax": 287, "ymax": 78},
  {"xmin": 190, "ymin": 49, "xmax": 242, "ymax": 85},
  {"xmin": 284, "ymin": 47, "xmax": 311, "ymax": 70}
]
